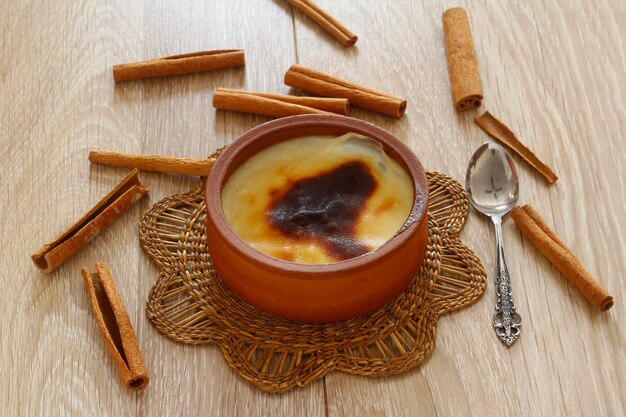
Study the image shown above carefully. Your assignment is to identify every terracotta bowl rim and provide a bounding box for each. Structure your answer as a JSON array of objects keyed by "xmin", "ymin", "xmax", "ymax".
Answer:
[{"xmin": 205, "ymin": 114, "xmax": 429, "ymax": 280}]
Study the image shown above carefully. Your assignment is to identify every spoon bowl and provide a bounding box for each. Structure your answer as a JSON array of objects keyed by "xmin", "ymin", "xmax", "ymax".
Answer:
[{"xmin": 466, "ymin": 142, "xmax": 519, "ymax": 217}]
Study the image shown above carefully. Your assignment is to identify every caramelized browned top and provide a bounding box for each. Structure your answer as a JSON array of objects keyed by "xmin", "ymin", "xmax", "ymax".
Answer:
[
  {"xmin": 221, "ymin": 133, "xmax": 414, "ymax": 264},
  {"xmin": 267, "ymin": 161, "xmax": 377, "ymax": 261}
]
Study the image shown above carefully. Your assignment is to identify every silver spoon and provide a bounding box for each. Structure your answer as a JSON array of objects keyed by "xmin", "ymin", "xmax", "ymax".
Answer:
[{"xmin": 465, "ymin": 142, "xmax": 521, "ymax": 346}]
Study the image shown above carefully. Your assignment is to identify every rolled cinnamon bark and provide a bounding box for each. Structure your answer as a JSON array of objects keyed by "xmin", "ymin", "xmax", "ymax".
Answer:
[
  {"xmin": 286, "ymin": 0, "xmax": 357, "ymax": 47},
  {"xmin": 82, "ymin": 263, "xmax": 149, "ymax": 389},
  {"xmin": 90, "ymin": 151, "xmax": 215, "ymax": 176},
  {"xmin": 32, "ymin": 169, "xmax": 149, "ymax": 273},
  {"xmin": 113, "ymin": 50, "xmax": 245, "ymax": 82},
  {"xmin": 214, "ymin": 88, "xmax": 349, "ymax": 115},
  {"xmin": 442, "ymin": 8, "xmax": 483, "ymax": 111},
  {"xmin": 284, "ymin": 64, "xmax": 407, "ymax": 117},
  {"xmin": 511, "ymin": 205, "xmax": 613, "ymax": 311},
  {"xmin": 213, "ymin": 88, "xmax": 332, "ymax": 118},
  {"xmin": 475, "ymin": 111, "xmax": 558, "ymax": 184}
]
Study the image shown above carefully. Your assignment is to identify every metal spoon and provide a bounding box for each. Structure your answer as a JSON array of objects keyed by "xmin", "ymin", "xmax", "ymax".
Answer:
[{"xmin": 465, "ymin": 142, "xmax": 521, "ymax": 346}]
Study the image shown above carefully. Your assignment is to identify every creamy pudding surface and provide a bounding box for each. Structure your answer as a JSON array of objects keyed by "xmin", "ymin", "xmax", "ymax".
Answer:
[{"xmin": 221, "ymin": 133, "xmax": 415, "ymax": 264}]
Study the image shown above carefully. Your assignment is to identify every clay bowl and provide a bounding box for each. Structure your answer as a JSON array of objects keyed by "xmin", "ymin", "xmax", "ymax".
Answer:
[{"xmin": 205, "ymin": 115, "xmax": 429, "ymax": 323}]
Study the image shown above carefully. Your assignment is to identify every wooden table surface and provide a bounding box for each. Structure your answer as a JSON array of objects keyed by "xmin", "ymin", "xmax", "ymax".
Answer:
[{"xmin": 1, "ymin": 0, "xmax": 624, "ymax": 415}]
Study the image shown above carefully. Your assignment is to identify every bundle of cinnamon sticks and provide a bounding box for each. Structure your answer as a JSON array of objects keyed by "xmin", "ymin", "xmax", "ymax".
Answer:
[
  {"xmin": 211, "ymin": 66, "xmax": 407, "ymax": 119},
  {"xmin": 284, "ymin": 65, "xmax": 407, "ymax": 117}
]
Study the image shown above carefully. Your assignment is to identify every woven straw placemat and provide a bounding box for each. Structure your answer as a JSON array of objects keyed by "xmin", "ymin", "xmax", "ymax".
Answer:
[{"xmin": 139, "ymin": 155, "xmax": 486, "ymax": 393}]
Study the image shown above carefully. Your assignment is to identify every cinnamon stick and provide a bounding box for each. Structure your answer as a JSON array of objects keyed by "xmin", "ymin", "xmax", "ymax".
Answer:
[
  {"xmin": 475, "ymin": 111, "xmax": 558, "ymax": 184},
  {"xmin": 32, "ymin": 169, "xmax": 149, "ymax": 273},
  {"xmin": 286, "ymin": 0, "xmax": 357, "ymax": 47},
  {"xmin": 81, "ymin": 263, "xmax": 149, "ymax": 389},
  {"xmin": 284, "ymin": 64, "xmax": 407, "ymax": 117},
  {"xmin": 214, "ymin": 88, "xmax": 349, "ymax": 115},
  {"xmin": 511, "ymin": 205, "xmax": 613, "ymax": 312},
  {"xmin": 113, "ymin": 50, "xmax": 245, "ymax": 82},
  {"xmin": 90, "ymin": 151, "xmax": 215, "ymax": 176},
  {"xmin": 213, "ymin": 88, "xmax": 334, "ymax": 118},
  {"xmin": 442, "ymin": 8, "xmax": 483, "ymax": 111}
]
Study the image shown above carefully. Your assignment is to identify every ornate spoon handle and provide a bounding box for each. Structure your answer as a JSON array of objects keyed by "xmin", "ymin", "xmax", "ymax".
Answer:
[{"xmin": 492, "ymin": 217, "xmax": 521, "ymax": 346}]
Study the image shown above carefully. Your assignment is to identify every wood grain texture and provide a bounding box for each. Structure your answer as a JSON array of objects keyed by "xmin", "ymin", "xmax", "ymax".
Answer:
[{"xmin": 1, "ymin": 0, "xmax": 624, "ymax": 416}]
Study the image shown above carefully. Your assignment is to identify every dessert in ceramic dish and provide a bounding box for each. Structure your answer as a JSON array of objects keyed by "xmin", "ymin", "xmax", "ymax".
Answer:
[
  {"xmin": 205, "ymin": 115, "xmax": 429, "ymax": 322},
  {"xmin": 221, "ymin": 132, "xmax": 414, "ymax": 264}
]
